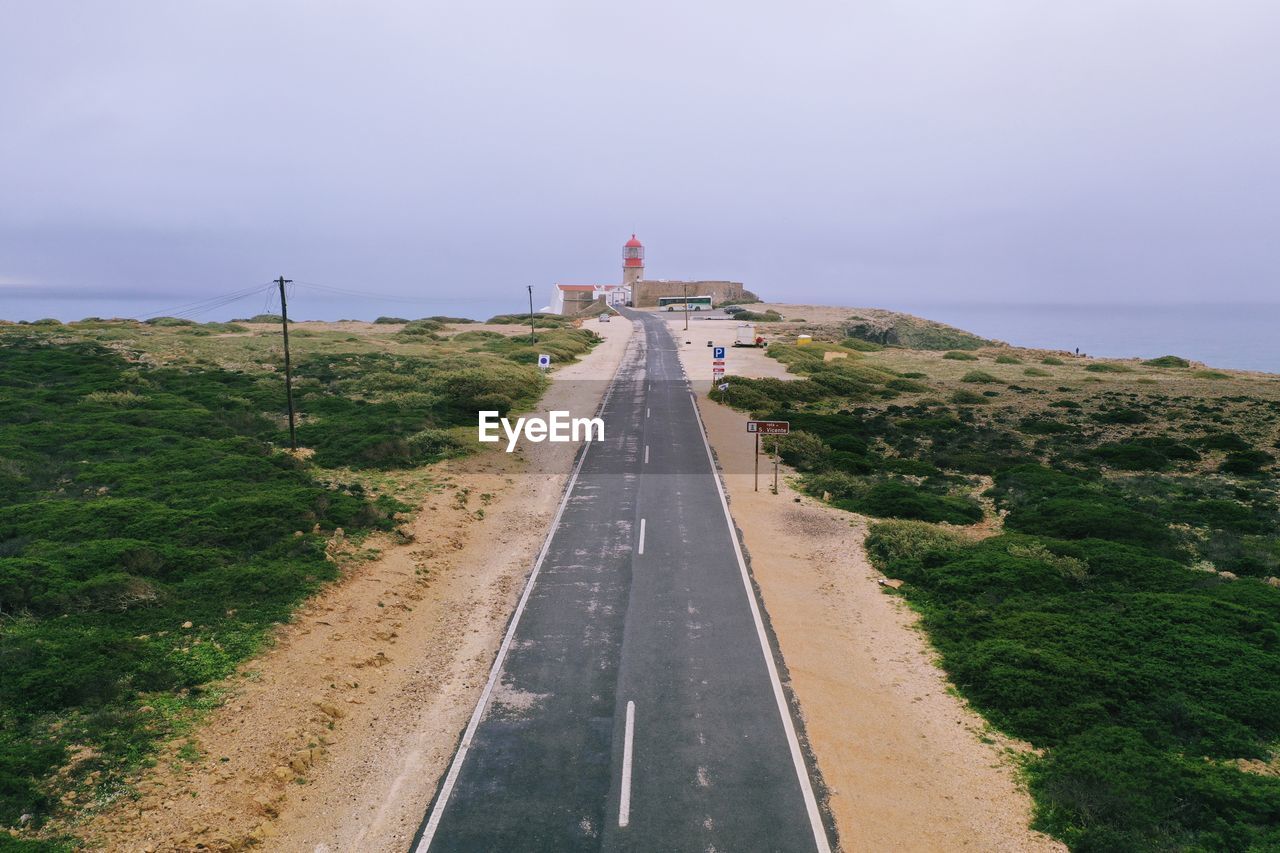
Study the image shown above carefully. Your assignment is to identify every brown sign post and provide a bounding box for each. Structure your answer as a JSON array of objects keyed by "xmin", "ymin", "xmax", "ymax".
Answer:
[{"xmin": 746, "ymin": 420, "xmax": 790, "ymax": 491}]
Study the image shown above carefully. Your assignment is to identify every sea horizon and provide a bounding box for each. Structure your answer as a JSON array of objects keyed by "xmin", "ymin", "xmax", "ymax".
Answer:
[
  {"xmin": 5, "ymin": 297, "xmax": 1279, "ymax": 376},
  {"xmin": 886, "ymin": 301, "xmax": 1280, "ymax": 375}
]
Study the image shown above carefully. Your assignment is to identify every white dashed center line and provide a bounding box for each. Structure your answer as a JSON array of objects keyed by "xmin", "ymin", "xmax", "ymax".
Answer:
[
  {"xmin": 619, "ymin": 700, "xmax": 636, "ymax": 828},
  {"xmin": 637, "ymin": 518, "xmax": 646, "ymax": 555},
  {"xmin": 644, "ymin": 445, "xmax": 649, "ymax": 464}
]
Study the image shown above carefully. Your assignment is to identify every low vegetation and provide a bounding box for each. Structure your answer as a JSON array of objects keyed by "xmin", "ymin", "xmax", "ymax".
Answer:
[
  {"xmin": 732, "ymin": 309, "xmax": 784, "ymax": 322},
  {"xmin": 845, "ymin": 313, "xmax": 991, "ymax": 350},
  {"xmin": 0, "ymin": 316, "xmax": 597, "ymax": 845},
  {"xmin": 485, "ymin": 312, "xmax": 571, "ymax": 328},
  {"xmin": 712, "ymin": 326, "xmax": 1280, "ymax": 851},
  {"xmin": 1143, "ymin": 355, "xmax": 1191, "ymax": 368}
]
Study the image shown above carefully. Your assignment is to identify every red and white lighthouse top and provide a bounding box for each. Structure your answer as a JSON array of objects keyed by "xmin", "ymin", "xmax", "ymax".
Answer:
[{"xmin": 623, "ymin": 234, "xmax": 644, "ymax": 267}]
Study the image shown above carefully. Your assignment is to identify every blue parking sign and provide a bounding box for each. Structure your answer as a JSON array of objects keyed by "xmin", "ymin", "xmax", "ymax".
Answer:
[{"xmin": 712, "ymin": 346, "xmax": 726, "ymax": 359}]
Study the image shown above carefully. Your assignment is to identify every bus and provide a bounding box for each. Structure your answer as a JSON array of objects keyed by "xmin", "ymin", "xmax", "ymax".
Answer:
[{"xmin": 658, "ymin": 295, "xmax": 714, "ymax": 312}]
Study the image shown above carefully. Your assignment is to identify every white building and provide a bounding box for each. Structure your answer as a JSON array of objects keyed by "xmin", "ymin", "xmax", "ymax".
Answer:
[{"xmin": 550, "ymin": 283, "xmax": 630, "ymax": 315}]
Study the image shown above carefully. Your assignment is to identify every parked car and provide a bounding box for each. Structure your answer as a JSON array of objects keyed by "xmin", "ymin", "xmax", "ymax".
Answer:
[{"xmin": 723, "ymin": 305, "xmax": 746, "ymax": 314}]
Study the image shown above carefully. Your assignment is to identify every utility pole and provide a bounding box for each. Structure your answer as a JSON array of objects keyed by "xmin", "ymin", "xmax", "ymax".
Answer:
[
  {"xmin": 527, "ymin": 285, "xmax": 537, "ymax": 343},
  {"xmin": 683, "ymin": 282, "xmax": 689, "ymax": 332},
  {"xmin": 276, "ymin": 276, "xmax": 297, "ymax": 451}
]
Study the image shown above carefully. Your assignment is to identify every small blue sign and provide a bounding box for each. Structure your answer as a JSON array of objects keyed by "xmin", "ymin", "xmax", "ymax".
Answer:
[{"xmin": 712, "ymin": 346, "xmax": 726, "ymax": 359}]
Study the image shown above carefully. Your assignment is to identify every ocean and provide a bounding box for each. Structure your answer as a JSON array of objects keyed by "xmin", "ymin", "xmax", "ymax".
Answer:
[{"xmin": 889, "ymin": 302, "xmax": 1280, "ymax": 375}]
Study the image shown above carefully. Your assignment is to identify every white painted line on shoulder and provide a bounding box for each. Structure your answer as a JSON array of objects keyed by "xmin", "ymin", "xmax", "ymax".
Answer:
[
  {"xmin": 637, "ymin": 518, "xmax": 646, "ymax": 555},
  {"xmin": 646, "ymin": 406, "xmax": 650, "ymax": 418},
  {"xmin": 644, "ymin": 445, "xmax": 649, "ymax": 464},
  {"xmin": 412, "ymin": 337, "xmax": 637, "ymax": 853},
  {"xmin": 619, "ymin": 700, "xmax": 636, "ymax": 828},
  {"xmin": 686, "ymin": 391, "xmax": 834, "ymax": 853}
]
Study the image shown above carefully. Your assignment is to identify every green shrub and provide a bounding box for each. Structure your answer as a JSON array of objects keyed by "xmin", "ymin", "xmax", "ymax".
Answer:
[
  {"xmin": 846, "ymin": 316, "xmax": 989, "ymax": 350},
  {"xmin": 395, "ymin": 318, "xmax": 446, "ymax": 337},
  {"xmin": 734, "ymin": 309, "xmax": 784, "ymax": 322},
  {"xmin": 1196, "ymin": 432, "xmax": 1251, "ymax": 452},
  {"xmin": 950, "ymin": 389, "xmax": 987, "ymax": 405},
  {"xmin": 995, "ymin": 354, "xmax": 1022, "ymax": 364},
  {"xmin": 805, "ymin": 470, "xmax": 869, "ymax": 501},
  {"xmin": 1194, "ymin": 370, "xmax": 1231, "ymax": 380},
  {"xmin": 1023, "ymin": 367, "xmax": 1052, "ymax": 377},
  {"xmin": 1090, "ymin": 407, "xmax": 1148, "ymax": 425},
  {"xmin": 1084, "ymin": 362, "xmax": 1134, "ymax": 373},
  {"xmin": 1009, "ymin": 497, "xmax": 1175, "ymax": 553},
  {"xmin": 839, "ymin": 338, "xmax": 884, "ymax": 352},
  {"xmin": 864, "ymin": 519, "xmax": 965, "ymax": 578},
  {"xmin": 0, "ymin": 341, "xmax": 409, "ymax": 828},
  {"xmin": 942, "ymin": 351, "xmax": 978, "ymax": 361},
  {"xmin": 1092, "ymin": 442, "xmax": 1171, "ymax": 471},
  {"xmin": 1220, "ymin": 450, "xmax": 1273, "ymax": 475},
  {"xmin": 773, "ymin": 431, "xmax": 830, "ymax": 471},
  {"xmin": 373, "ymin": 316, "xmax": 410, "ymax": 324},
  {"xmin": 885, "ymin": 378, "xmax": 928, "ymax": 392},
  {"xmin": 1041, "ymin": 356, "xmax": 1065, "ymax": 366},
  {"xmin": 200, "ymin": 322, "xmax": 248, "ymax": 334},
  {"xmin": 485, "ymin": 313, "xmax": 568, "ymax": 328},
  {"xmin": 452, "ymin": 330, "xmax": 505, "ymax": 343},
  {"xmin": 144, "ymin": 317, "xmax": 196, "ymax": 327},
  {"xmin": 960, "ymin": 370, "xmax": 1001, "ymax": 384},
  {"xmin": 840, "ymin": 481, "xmax": 982, "ymax": 525},
  {"xmin": 1142, "ymin": 355, "xmax": 1190, "ymax": 368}
]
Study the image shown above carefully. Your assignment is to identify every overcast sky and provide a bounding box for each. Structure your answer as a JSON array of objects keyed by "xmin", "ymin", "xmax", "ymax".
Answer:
[{"xmin": 2, "ymin": 1, "xmax": 1278, "ymax": 320}]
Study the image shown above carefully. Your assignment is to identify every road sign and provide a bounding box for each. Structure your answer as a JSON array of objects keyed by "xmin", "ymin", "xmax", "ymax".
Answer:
[
  {"xmin": 746, "ymin": 420, "xmax": 790, "ymax": 435},
  {"xmin": 717, "ymin": 382, "xmax": 729, "ymax": 392},
  {"xmin": 712, "ymin": 359, "xmax": 725, "ymax": 367},
  {"xmin": 712, "ymin": 346, "xmax": 726, "ymax": 359},
  {"xmin": 537, "ymin": 354, "xmax": 551, "ymax": 369}
]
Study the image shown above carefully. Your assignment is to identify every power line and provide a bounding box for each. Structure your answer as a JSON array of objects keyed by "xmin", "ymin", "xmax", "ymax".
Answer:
[{"xmin": 140, "ymin": 283, "xmax": 274, "ymax": 321}]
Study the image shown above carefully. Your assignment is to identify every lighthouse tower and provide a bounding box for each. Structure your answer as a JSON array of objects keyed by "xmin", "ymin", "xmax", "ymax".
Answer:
[{"xmin": 622, "ymin": 234, "xmax": 644, "ymax": 287}]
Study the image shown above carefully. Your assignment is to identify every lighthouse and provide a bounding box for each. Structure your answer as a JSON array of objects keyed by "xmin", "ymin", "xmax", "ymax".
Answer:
[{"xmin": 622, "ymin": 234, "xmax": 644, "ymax": 287}]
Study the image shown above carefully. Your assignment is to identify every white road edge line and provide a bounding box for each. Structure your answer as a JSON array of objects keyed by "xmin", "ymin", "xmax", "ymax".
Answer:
[
  {"xmin": 687, "ymin": 390, "xmax": 834, "ymax": 853},
  {"xmin": 412, "ymin": 331, "xmax": 637, "ymax": 853},
  {"xmin": 618, "ymin": 699, "xmax": 636, "ymax": 828},
  {"xmin": 637, "ymin": 518, "xmax": 646, "ymax": 555}
]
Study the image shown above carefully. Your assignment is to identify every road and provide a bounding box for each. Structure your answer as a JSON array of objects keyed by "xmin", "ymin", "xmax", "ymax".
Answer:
[{"xmin": 411, "ymin": 310, "xmax": 831, "ymax": 852}]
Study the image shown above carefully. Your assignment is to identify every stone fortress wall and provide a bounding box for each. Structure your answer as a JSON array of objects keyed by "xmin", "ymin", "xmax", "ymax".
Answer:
[{"xmin": 631, "ymin": 280, "xmax": 746, "ymax": 307}]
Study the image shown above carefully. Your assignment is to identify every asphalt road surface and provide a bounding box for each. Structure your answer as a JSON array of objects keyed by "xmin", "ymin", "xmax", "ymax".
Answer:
[{"xmin": 411, "ymin": 310, "xmax": 831, "ymax": 852}]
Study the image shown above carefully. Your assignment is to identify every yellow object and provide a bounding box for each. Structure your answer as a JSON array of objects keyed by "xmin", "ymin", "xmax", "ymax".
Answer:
[{"xmin": 796, "ymin": 334, "xmax": 812, "ymax": 346}]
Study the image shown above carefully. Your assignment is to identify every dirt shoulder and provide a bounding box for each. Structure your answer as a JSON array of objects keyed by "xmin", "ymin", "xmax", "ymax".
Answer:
[
  {"xmin": 675, "ymin": 332, "xmax": 1063, "ymax": 852},
  {"xmin": 80, "ymin": 317, "xmax": 634, "ymax": 853}
]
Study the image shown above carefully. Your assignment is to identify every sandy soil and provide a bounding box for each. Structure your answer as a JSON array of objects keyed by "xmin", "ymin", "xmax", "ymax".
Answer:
[
  {"xmin": 652, "ymin": 312, "xmax": 797, "ymax": 382},
  {"xmin": 80, "ymin": 316, "xmax": 634, "ymax": 853},
  {"xmin": 675, "ymin": 341, "xmax": 1063, "ymax": 852}
]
